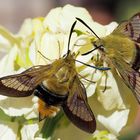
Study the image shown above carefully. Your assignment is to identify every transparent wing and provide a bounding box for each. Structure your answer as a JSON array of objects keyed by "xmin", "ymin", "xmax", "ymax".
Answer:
[
  {"xmin": 62, "ymin": 76, "xmax": 96, "ymax": 133},
  {"xmin": 113, "ymin": 59, "xmax": 140, "ymax": 103},
  {"xmin": 112, "ymin": 13, "xmax": 140, "ymax": 70},
  {"xmin": 113, "ymin": 13, "xmax": 140, "ymax": 43},
  {"xmin": 0, "ymin": 65, "xmax": 51, "ymax": 97}
]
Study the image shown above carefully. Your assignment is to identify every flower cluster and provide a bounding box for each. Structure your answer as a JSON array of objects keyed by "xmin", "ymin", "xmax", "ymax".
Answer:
[{"xmin": 0, "ymin": 4, "xmax": 138, "ymax": 140}]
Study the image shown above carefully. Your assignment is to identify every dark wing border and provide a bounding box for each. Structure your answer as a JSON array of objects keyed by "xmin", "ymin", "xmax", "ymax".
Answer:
[
  {"xmin": 62, "ymin": 76, "xmax": 96, "ymax": 133},
  {"xmin": 0, "ymin": 65, "xmax": 51, "ymax": 97}
]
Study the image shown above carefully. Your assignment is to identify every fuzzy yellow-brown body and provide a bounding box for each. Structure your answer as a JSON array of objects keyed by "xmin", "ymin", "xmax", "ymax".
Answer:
[
  {"xmin": 95, "ymin": 34, "xmax": 136, "ymax": 67},
  {"xmin": 42, "ymin": 53, "xmax": 77, "ymax": 95}
]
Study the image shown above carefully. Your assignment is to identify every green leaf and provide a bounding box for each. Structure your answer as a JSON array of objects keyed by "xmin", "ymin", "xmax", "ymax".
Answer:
[
  {"xmin": 41, "ymin": 111, "xmax": 64, "ymax": 139},
  {"xmin": 91, "ymin": 131, "xmax": 110, "ymax": 140},
  {"xmin": 0, "ymin": 108, "xmax": 11, "ymax": 121},
  {"xmin": 74, "ymin": 29, "xmax": 85, "ymax": 36},
  {"xmin": 0, "ymin": 108, "xmax": 38, "ymax": 124}
]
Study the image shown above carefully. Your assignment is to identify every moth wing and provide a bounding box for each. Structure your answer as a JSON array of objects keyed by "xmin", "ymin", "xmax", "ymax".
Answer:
[
  {"xmin": 0, "ymin": 65, "xmax": 51, "ymax": 97},
  {"xmin": 113, "ymin": 13, "xmax": 140, "ymax": 43},
  {"xmin": 113, "ymin": 59, "xmax": 140, "ymax": 103},
  {"xmin": 112, "ymin": 13, "xmax": 140, "ymax": 70},
  {"xmin": 62, "ymin": 77, "xmax": 96, "ymax": 133}
]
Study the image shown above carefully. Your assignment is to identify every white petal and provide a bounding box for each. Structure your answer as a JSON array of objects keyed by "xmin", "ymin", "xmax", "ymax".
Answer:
[
  {"xmin": 18, "ymin": 18, "xmax": 33, "ymax": 37},
  {"xmin": 44, "ymin": 4, "xmax": 106, "ymax": 37},
  {"xmin": 105, "ymin": 22, "xmax": 118, "ymax": 36},
  {"xmin": 29, "ymin": 41, "xmax": 37, "ymax": 65},
  {"xmin": 21, "ymin": 123, "xmax": 39, "ymax": 140},
  {"xmin": 97, "ymin": 70, "xmax": 126, "ymax": 110},
  {"xmin": 0, "ymin": 35, "xmax": 11, "ymax": 53},
  {"xmin": 97, "ymin": 109, "xmax": 129, "ymax": 135},
  {"xmin": 35, "ymin": 138, "xmax": 47, "ymax": 140},
  {"xmin": 0, "ymin": 121, "xmax": 18, "ymax": 140},
  {"xmin": 43, "ymin": 7, "xmax": 62, "ymax": 33},
  {"xmin": 0, "ymin": 95, "xmax": 38, "ymax": 119},
  {"xmin": 0, "ymin": 46, "xmax": 18, "ymax": 76},
  {"xmin": 40, "ymin": 33, "xmax": 61, "ymax": 60}
]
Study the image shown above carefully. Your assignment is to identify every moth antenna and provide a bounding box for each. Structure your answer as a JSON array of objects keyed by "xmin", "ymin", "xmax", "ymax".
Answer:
[
  {"xmin": 76, "ymin": 17, "xmax": 101, "ymax": 40},
  {"xmin": 38, "ymin": 50, "xmax": 52, "ymax": 62},
  {"xmin": 67, "ymin": 21, "xmax": 77, "ymax": 55},
  {"xmin": 75, "ymin": 59, "xmax": 110, "ymax": 71}
]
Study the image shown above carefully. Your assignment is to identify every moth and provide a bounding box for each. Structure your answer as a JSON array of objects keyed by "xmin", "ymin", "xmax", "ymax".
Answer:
[
  {"xmin": 0, "ymin": 21, "xmax": 110, "ymax": 133},
  {"xmin": 76, "ymin": 13, "xmax": 140, "ymax": 103}
]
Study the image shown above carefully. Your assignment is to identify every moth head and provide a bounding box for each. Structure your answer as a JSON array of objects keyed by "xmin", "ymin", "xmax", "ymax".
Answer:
[{"xmin": 93, "ymin": 39, "xmax": 106, "ymax": 52}]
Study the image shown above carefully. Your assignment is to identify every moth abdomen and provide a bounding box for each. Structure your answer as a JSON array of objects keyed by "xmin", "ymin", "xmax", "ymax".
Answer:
[{"xmin": 34, "ymin": 84, "xmax": 68, "ymax": 106}]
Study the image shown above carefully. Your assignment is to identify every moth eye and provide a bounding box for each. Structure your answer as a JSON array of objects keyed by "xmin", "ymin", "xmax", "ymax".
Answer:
[
  {"xmin": 100, "ymin": 45, "xmax": 105, "ymax": 51},
  {"xmin": 94, "ymin": 42, "xmax": 105, "ymax": 52}
]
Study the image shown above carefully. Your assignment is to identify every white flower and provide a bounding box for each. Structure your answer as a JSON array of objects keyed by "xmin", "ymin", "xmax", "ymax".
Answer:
[
  {"xmin": 0, "ymin": 4, "xmax": 138, "ymax": 140},
  {"xmin": 104, "ymin": 22, "xmax": 118, "ymax": 36},
  {"xmin": 97, "ymin": 110, "xmax": 129, "ymax": 135},
  {"xmin": 0, "ymin": 46, "xmax": 19, "ymax": 76},
  {"xmin": 36, "ymin": 4, "xmax": 132, "ymax": 138},
  {"xmin": 21, "ymin": 123, "xmax": 39, "ymax": 140},
  {"xmin": 97, "ymin": 70, "xmax": 125, "ymax": 110},
  {"xmin": 35, "ymin": 138, "xmax": 47, "ymax": 140},
  {"xmin": 0, "ymin": 121, "xmax": 18, "ymax": 140},
  {"xmin": 0, "ymin": 46, "xmax": 38, "ymax": 119},
  {"xmin": 43, "ymin": 4, "xmax": 106, "ymax": 34}
]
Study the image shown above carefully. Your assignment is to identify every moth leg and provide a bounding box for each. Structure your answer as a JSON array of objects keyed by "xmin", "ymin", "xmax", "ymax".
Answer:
[
  {"xmin": 102, "ymin": 71, "xmax": 108, "ymax": 92},
  {"xmin": 38, "ymin": 99, "xmax": 60, "ymax": 121},
  {"xmin": 91, "ymin": 53, "xmax": 104, "ymax": 68},
  {"xmin": 78, "ymin": 74, "xmax": 96, "ymax": 84},
  {"xmin": 57, "ymin": 40, "xmax": 61, "ymax": 59},
  {"xmin": 91, "ymin": 53, "xmax": 108, "ymax": 92},
  {"xmin": 37, "ymin": 50, "xmax": 54, "ymax": 63}
]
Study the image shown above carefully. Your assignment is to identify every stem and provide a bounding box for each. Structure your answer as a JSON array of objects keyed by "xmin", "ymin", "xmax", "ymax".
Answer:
[{"xmin": 41, "ymin": 111, "xmax": 64, "ymax": 139}]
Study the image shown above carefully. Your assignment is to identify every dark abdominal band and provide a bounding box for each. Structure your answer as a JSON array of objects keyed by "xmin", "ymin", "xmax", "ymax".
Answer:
[{"xmin": 34, "ymin": 83, "xmax": 68, "ymax": 105}]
